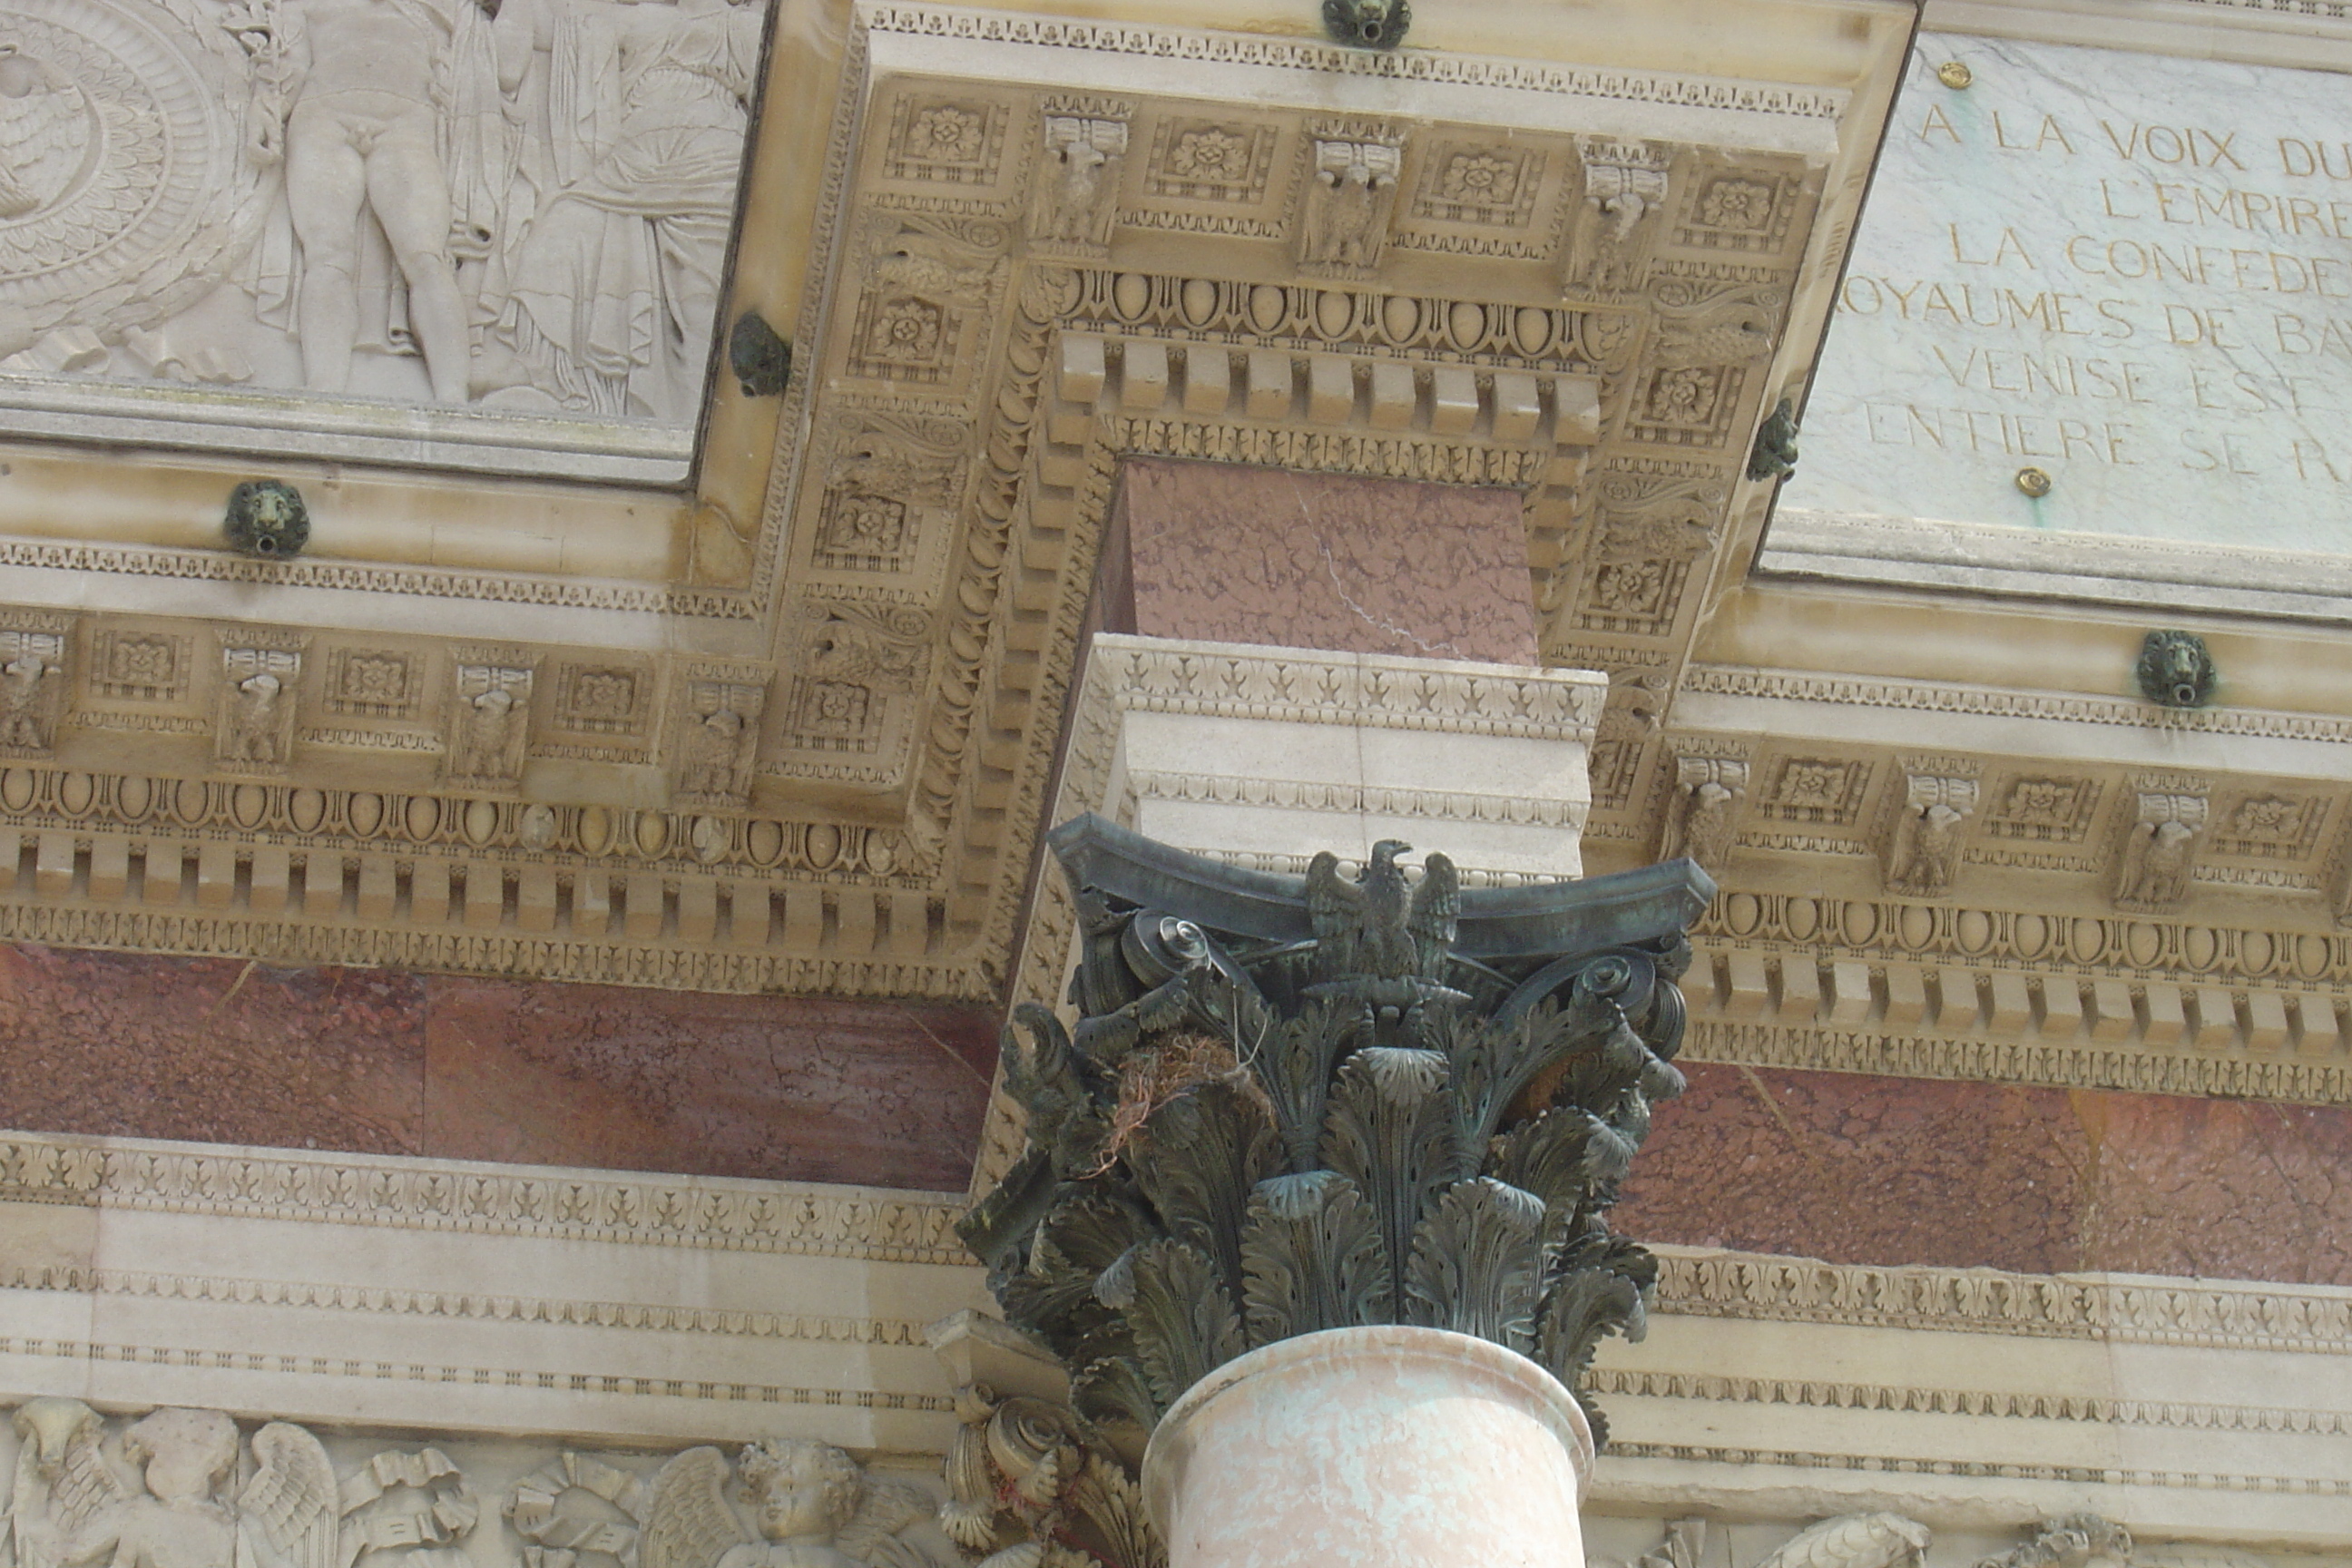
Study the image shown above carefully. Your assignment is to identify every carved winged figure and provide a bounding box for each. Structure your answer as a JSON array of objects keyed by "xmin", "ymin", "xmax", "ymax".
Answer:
[
  {"xmin": 3, "ymin": 1402, "xmax": 288, "ymax": 1568},
  {"xmin": 234, "ymin": 1423, "xmax": 338, "ymax": 1568},
  {"xmin": 0, "ymin": 649, "xmax": 57, "ymax": 731},
  {"xmin": 1611, "ymin": 1514, "xmax": 1930, "ymax": 1568},
  {"xmin": 641, "ymin": 1441, "xmax": 937, "ymax": 1568},
  {"xmin": 0, "ymin": 47, "xmax": 94, "ymax": 220},
  {"xmin": 5, "ymin": 1397, "xmax": 123, "ymax": 1568},
  {"xmin": 222, "ymin": 671, "xmax": 285, "ymax": 764},
  {"xmin": 1304, "ymin": 839, "xmax": 1457, "ymax": 984},
  {"xmin": 1749, "ymin": 1514, "xmax": 1932, "ymax": 1568}
]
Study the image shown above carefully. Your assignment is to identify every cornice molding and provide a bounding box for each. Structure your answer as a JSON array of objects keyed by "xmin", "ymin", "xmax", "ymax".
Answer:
[
  {"xmin": 1651, "ymin": 1247, "xmax": 2352, "ymax": 1356},
  {"xmin": 1602, "ymin": 1439, "xmax": 2352, "ymax": 1498},
  {"xmin": 1589, "ymin": 1364, "xmax": 2352, "ymax": 1437},
  {"xmin": 0, "ymin": 1132, "xmax": 972, "ymax": 1264},
  {"xmin": 1095, "ymin": 635, "xmax": 1605, "ymax": 739},
  {"xmin": 0, "ymin": 2, "xmax": 1885, "ymax": 1002},
  {"xmin": 1683, "ymin": 1014, "xmax": 2352, "ymax": 1107},
  {"xmin": 1128, "ymin": 771, "xmax": 1588, "ymax": 830},
  {"xmin": 1681, "ymin": 666, "xmax": 2352, "ymax": 745},
  {"xmin": 0, "ymin": 1263, "xmax": 935, "ymax": 1350},
  {"xmin": 0, "ymin": 541, "xmax": 705, "ymax": 617},
  {"xmin": 861, "ymin": 4, "xmax": 1852, "ymax": 122},
  {"xmin": 0, "ymin": 1331, "xmax": 956, "ymax": 1415}
]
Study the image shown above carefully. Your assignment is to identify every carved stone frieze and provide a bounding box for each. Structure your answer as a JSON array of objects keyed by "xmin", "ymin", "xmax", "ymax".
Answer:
[
  {"xmin": 1033, "ymin": 103, "xmax": 1132, "ymax": 254},
  {"xmin": 1593, "ymin": 1514, "xmax": 1931, "ymax": 1568},
  {"xmin": 1397, "ymin": 140, "xmax": 1558, "ymax": 258},
  {"xmin": 1976, "ymin": 1519, "xmax": 2132, "ymax": 1568},
  {"xmin": 0, "ymin": 1398, "xmax": 958, "ymax": 1568},
  {"xmin": 444, "ymin": 662, "xmax": 535, "ymax": 792},
  {"xmin": 1567, "ymin": 139, "xmax": 1672, "ymax": 294},
  {"xmin": 674, "ymin": 669, "xmax": 771, "ymax": 809},
  {"xmin": 0, "ymin": 0, "xmax": 767, "ymax": 474},
  {"xmin": 214, "ymin": 641, "xmax": 302, "ymax": 775}
]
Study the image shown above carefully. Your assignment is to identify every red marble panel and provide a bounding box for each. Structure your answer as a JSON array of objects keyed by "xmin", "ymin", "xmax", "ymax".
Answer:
[
  {"xmin": 0, "ymin": 944, "xmax": 426, "ymax": 1156},
  {"xmin": 2075, "ymin": 1093, "xmax": 2352, "ymax": 1286},
  {"xmin": 1614, "ymin": 1062, "xmax": 2094, "ymax": 1276},
  {"xmin": 421, "ymin": 979, "xmax": 995, "ymax": 1190},
  {"xmin": 0, "ymin": 942, "xmax": 999, "ymax": 1189},
  {"xmin": 1616, "ymin": 1063, "xmax": 2352, "ymax": 1286},
  {"xmin": 1116, "ymin": 458, "xmax": 1540, "ymax": 664}
]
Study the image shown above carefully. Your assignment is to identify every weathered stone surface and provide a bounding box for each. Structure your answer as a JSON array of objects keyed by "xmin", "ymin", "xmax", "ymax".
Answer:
[
  {"xmin": 0, "ymin": 942, "xmax": 995, "ymax": 1186},
  {"xmin": 1619, "ymin": 1062, "xmax": 2352, "ymax": 1284},
  {"xmin": 1116, "ymin": 460, "xmax": 1540, "ymax": 664}
]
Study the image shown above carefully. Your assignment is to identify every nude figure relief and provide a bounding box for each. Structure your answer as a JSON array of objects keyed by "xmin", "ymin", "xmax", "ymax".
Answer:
[{"xmin": 0, "ymin": 0, "xmax": 771, "ymax": 426}]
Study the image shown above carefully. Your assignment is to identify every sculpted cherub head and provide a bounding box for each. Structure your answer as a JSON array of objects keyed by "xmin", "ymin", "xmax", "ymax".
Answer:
[
  {"xmin": 123, "ymin": 1407, "xmax": 239, "ymax": 1505},
  {"xmin": 739, "ymin": 1438, "xmax": 863, "ymax": 1544}
]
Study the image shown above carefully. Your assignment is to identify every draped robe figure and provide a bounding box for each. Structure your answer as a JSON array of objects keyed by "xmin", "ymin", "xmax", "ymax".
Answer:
[{"xmin": 487, "ymin": 0, "xmax": 763, "ymax": 422}]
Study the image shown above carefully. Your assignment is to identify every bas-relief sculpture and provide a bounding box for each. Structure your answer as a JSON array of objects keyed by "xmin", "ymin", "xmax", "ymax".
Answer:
[
  {"xmin": 0, "ymin": 1399, "xmax": 959, "ymax": 1568},
  {"xmin": 1592, "ymin": 1514, "xmax": 2175, "ymax": 1568},
  {"xmin": 0, "ymin": 0, "xmax": 769, "ymax": 427}
]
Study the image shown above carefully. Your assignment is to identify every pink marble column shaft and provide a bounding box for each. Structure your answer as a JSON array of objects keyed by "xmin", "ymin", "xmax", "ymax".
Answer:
[{"xmin": 1141, "ymin": 1326, "xmax": 1592, "ymax": 1568}]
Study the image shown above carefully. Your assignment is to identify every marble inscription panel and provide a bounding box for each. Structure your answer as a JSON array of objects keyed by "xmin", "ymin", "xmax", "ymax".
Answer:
[
  {"xmin": 1781, "ymin": 36, "xmax": 2352, "ymax": 555},
  {"xmin": 0, "ymin": 0, "xmax": 769, "ymax": 476}
]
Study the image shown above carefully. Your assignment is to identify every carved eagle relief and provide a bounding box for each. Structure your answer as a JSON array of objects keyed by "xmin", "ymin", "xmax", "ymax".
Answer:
[
  {"xmin": 0, "ymin": 48, "xmax": 94, "ymax": 220},
  {"xmin": 1303, "ymin": 838, "xmax": 1458, "ymax": 984}
]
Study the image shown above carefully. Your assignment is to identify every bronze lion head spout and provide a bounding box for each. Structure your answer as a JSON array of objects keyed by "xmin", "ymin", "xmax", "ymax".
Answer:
[{"xmin": 1324, "ymin": 0, "xmax": 1409, "ymax": 49}]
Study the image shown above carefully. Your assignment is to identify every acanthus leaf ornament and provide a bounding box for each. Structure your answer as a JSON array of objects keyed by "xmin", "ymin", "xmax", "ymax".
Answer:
[{"xmin": 962, "ymin": 814, "xmax": 1712, "ymax": 1455}]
